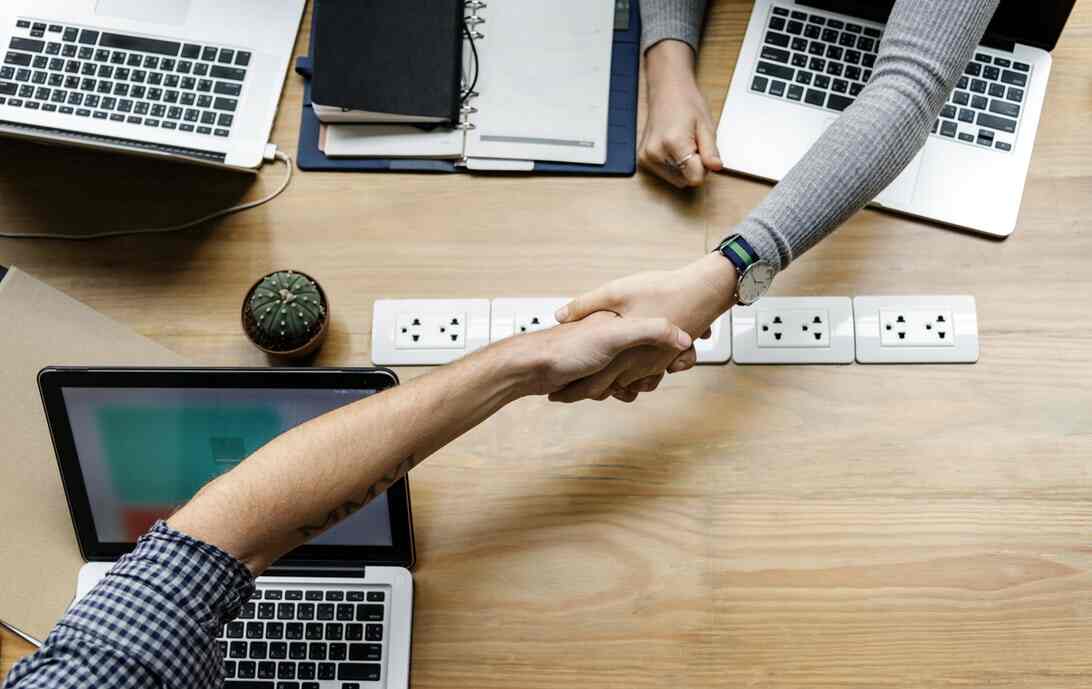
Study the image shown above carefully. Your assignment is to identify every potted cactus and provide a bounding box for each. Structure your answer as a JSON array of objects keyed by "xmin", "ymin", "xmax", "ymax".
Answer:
[{"xmin": 242, "ymin": 270, "xmax": 329, "ymax": 360}]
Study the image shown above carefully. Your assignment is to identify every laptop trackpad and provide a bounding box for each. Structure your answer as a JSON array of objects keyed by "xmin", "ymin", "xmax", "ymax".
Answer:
[
  {"xmin": 95, "ymin": 0, "xmax": 192, "ymax": 26},
  {"xmin": 874, "ymin": 149, "xmax": 925, "ymax": 208}
]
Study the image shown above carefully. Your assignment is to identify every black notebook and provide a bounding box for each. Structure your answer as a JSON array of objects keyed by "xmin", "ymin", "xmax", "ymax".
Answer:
[{"xmin": 312, "ymin": 0, "xmax": 465, "ymax": 124}]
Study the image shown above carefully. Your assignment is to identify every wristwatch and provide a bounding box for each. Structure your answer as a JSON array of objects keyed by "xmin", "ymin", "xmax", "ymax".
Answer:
[{"xmin": 713, "ymin": 234, "xmax": 775, "ymax": 305}]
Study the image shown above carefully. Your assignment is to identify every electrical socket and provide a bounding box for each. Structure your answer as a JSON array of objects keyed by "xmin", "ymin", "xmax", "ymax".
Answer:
[
  {"xmin": 395, "ymin": 313, "xmax": 466, "ymax": 349},
  {"xmin": 732, "ymin": 297, "xmax": 854, "ymax": 364},
  {"xmin": 372, "ymin": 299, "xmax": 491, "ymax": 365},
  {"xmin": 694, "ymin": 313, "xmax": 731, "ymax": 364},
  {"xmin": 490, "ymin": 298, "xmax": 569, "ymax": 342},
  {"xmin": 854, "ymin": 295, "xmax": 978, "ymax": 363}
]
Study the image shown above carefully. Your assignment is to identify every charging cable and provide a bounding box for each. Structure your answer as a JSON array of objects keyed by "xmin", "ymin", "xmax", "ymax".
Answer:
[{"xmin": 0, "ymin": 148, "xmax": 293, "ymax": 240}]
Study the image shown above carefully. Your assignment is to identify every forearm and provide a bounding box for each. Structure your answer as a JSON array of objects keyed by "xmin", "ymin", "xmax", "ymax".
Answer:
[
  {"xmin": 169, "ymin": 342, "xmax": 533, "ymax": 573},
  {"xmin": 640, "ymin": 0, "xmax": 707, "ymax": 54},
  {"xmin": 734, "ymin": 0, "xmax": 1000, "ymax": 272}
]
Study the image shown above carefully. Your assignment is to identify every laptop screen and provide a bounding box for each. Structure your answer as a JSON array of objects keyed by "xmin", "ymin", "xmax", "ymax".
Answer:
[
  {"xmin": 59, "ymin": 386, "xmax": 394, "ymax": 547},
  {"xmin": 40, "ymin": 367, "xmax": 415, "ymax": 567},
  {"xmin": 802, "ymin": 1, "xmax": 1075, "ymax": 52}
]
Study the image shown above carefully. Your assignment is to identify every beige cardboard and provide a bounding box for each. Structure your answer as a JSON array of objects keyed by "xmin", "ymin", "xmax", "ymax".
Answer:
[{"xmin": 0, "ymin": 267, "xmax": 187, "ymax": 641}]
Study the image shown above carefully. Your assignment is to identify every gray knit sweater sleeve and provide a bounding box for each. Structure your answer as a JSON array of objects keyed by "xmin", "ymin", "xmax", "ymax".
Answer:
[
  {"xmin": 640, "ymin": 0, "xmax": 708, "ymax": 53},
  {"xmin": 734, "ymin": 0, "xmax": 999, "ymax": 272}
]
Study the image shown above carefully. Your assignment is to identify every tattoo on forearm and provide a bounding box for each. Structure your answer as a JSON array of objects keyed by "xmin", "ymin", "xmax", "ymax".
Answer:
[{"xmin": 298, "ymin": 455, "xmax": 417, "ymax": 538}]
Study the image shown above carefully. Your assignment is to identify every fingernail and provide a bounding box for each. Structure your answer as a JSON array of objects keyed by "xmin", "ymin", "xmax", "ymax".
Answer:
[
  {"xmin": 677, "ymin": 331, "xmax": 692, "ymax": 348},
  {"xmin": 554, "ymin": 307, "xmax": 568, "ymax": 322}
]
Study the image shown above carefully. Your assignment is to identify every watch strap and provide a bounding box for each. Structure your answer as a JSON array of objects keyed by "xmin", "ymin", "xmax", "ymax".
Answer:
[{"xmin": 715, "ymin": 234, "xmax": 759, "ymax": 274}]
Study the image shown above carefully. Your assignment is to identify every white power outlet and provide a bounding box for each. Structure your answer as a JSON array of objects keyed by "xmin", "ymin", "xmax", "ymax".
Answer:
[
  {"xmin": 694, "ymin": 313, "xmax": 731, "ymax": 364},
  {"xmin": 395, "ymin": 313, "xmax": 465, "ymax": 349},
  {"xmin": 732, "ymin": 297, "xmax": 854, "ymax": 364},
  {"xmin": 878, "ymin": 309, "xmax": 954, "ymax": 347},
  {"xmin": 490, "ymin": 298, "xmax": 568, "ymax": 342},
  {"xmin": 854, "ymin": 296, "xmax": 978, "ymax": 363},
  {"xmin": 372, "ymin": 299, "xmax": 491, "ymax": 365}
]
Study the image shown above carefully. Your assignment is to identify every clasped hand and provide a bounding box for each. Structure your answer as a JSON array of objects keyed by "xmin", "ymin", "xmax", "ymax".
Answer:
[{"xmin": 539, "ymin": 253, "xmax": 738, "ymax": 404}]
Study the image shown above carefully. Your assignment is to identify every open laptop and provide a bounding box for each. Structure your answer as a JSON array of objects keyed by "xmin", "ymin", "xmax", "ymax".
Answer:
[
  {"xmin": 717, "ymin": 0, "xmax": 1076, "ymax": 238},
  {"xmin": 0, "ymin": 0, "xmax": 305, "ymax": 170},
  {"xmin": 38, "ymin": 367, "xmax": 414, "ymax": 689}
]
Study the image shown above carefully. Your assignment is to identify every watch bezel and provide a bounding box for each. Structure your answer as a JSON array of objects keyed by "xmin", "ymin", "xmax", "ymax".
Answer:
[{"xmin": 736, "ymin": 260, "xmax": 775, "ymax": 305}]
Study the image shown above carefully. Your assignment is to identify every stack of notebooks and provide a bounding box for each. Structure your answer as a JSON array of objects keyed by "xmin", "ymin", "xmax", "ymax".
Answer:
[{"xmin": 296, "ymin": 0, "xmax": 640, "ymax": 175}]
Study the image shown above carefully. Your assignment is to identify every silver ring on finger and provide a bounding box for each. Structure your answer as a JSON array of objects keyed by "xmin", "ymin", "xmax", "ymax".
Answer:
[{"xmin": 667, "ymin": 151, "xmax": 697, "ymax": 169}]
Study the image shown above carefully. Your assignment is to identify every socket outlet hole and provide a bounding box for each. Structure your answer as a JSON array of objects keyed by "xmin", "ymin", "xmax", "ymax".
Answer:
[
  {"xmin": 450, "ymin": 318, "xmax": 460, "ymax": 326},
  {"xmin": 762, "ymin": 324, "xmax": 769, "ymax": 332},
  {"xmin": 898, "ymin": 332, "xmax": 906, "ymax": 340},
  {"xmin": 926, "ymin": 323, "xmax": 932, "ymax": 330},
  {"xmin": 450, "ymin": 334, "xmax": 458, "ymax": 341},
  {"xmin": 774, "ymin": 332, "xmax": 783, "ymax": 341},
  {"xmin": 412, "ymin": 318, "xmax": 421, "ymax": 326},
  {"xmin": 813, "ymin": 316, "xmax": 822, "ymax": 324},
  {"xmin": 938, "ymin": 331, "xmax": 946, "ymax": 339},
  {"xmin": 412, "ymin": 334, "xmax": 420, "ymax": 342},
  {"xmin": 531, "ymin": 317, "xmax": 540, "ymax": 325},
  {"xmin": 885, "ymin": 324, "xmax": 892, "ymax": 331},
  {"xmin": 897, "ymin": 315, "xmax": 906, "ymax": 323},
  {"xmin": 773, "ymin": 316, "xmax": 783, "ymax": 324},
  {"xmin": 937, "ymin": 315, "xmax": 945, "ymax": 322},
  {"xmin": 814, "ymin": 332, "xmax": 821, "ymax": 341}
]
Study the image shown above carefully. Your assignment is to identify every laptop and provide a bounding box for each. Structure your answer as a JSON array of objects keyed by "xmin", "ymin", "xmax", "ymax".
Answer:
[
  {"xmin": 38, "ymin": 367, "xmax": 415, "ymax": 689},
  {"xmin": 717, "ymin": 0, "xmax": 1076, "ymax": 238},
  {"xmin": 0, "ymin": 0, "xmax": 305, "ymax": 170}
]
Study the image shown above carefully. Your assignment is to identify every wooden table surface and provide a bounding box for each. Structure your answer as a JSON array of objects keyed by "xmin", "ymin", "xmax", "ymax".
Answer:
[{"xmin": 3, "ymin": 1, "xmax": 1091, "ymax": 685}]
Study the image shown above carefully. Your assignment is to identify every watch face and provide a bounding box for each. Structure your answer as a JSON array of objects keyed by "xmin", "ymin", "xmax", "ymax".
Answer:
[{"xmin": 739, "ymin": 262, "xmax": 775, "ymax": 304}]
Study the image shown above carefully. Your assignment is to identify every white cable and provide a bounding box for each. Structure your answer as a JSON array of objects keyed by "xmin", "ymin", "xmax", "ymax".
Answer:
[{"xmin": 0, "ymin": 150, "xmax": 293, "ymax": 240}]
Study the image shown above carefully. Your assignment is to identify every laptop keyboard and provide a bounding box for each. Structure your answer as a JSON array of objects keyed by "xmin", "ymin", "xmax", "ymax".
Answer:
[
  {"xmin": 2, "ymin": 19, "xmax": 249, "ymax": 138},
  {"xmin": 218, "ymin": 586, "xmax": 388, "ymax": 688},
  {"xmin": 750, "ymin": 5, "xmax": 1030, "ymax": 153}
]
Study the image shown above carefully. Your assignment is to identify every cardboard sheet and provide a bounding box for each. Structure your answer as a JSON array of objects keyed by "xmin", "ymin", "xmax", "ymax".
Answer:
[{"xmin": 0, "ymin": 267, "xmax": 186, "ymax": 641}]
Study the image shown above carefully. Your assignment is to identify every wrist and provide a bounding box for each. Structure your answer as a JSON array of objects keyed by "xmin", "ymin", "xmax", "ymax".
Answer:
[
  {"xmin": 479, "ymin": 336, "xmax": 546, "ymax": 400},
  {"xmin": 645, "ymin": 39, "xmax": 697, "ymax": 85},
  {"xmin": 691, "ymin": 252, "xmax": 739, "ymax": 315}
]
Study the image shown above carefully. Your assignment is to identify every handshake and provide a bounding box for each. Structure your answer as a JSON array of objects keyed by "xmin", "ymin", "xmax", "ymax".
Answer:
[{"xmin": 501, "ymin": 253, "xmax": 739, "ymax": 403}]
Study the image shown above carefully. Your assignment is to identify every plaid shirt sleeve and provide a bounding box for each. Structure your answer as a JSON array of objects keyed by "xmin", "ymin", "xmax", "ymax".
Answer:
[{"xmin": 5, "ymin": 521, "xmax": 255, "ymax": 689}]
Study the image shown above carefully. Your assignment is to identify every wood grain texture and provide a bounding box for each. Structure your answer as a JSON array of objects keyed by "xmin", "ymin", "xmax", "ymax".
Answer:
[{"xmin": 2, "ymin": 1, "xmax": 1091, "ymax": 685}]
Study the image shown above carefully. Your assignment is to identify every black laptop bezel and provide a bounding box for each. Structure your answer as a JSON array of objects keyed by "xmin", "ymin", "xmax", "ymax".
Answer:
[
  {"xmin": 799, "ymin": 0, "xmax": 1076, "ymax": 52},
  {"xmin": 38, "ymin": 366, "xmax": 415, "ymax": 569}
]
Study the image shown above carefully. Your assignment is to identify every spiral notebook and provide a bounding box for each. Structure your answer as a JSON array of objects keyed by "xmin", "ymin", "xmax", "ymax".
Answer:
[{"xmin": 320, "ymin": 0, "xmax": 617, "ymax": 169}]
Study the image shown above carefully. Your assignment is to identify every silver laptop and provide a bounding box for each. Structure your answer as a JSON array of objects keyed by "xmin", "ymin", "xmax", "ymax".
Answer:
[
  {"xmin": 39, "ymin": 367, "xmax": 414, "ymax": 689},
  {"xmin": 717, "ymin": 0, "xmax": 1075, "ymax": 238},
  {"xmin": 0, "ymin": 0, "xmax": 305, "ymax": 170}
]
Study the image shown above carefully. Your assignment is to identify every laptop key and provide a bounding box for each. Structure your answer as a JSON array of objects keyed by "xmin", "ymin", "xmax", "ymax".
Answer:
[
  {"xmin": 309, "ymin": 643, "xmax": 327, "ymax": 660},
  {"xmin": 765, "ymin": 31, "xmax": 789, "ymax": 48},
  {"xmin": 247, "ymin": 622, "xmax": 264, "ymax": 639},
  {"xmin": 760, "ymin": 46, "xmax": 789, "ymax": 63},
  {"xmin": 786, "ymin": 20, "xmax": 803, "ymax": 35},
  {"xmin": 10, "ymin": 38, "xmax": 45, "ymax": 53},
  {"xmin": 803, "ymin": 24, "xmax": 820, "ymax": 39},
  {"xmin": 0, "ymin": 82, "xmax": 15, "ymax": 96},
  {"xmin": 290, "ymin": 642, "xmax": 307, "ymax": 660},
  {"xmin": 305, "ymin": 591, "xmax": 324, "ymax": 601},
  {"xmin": 976, "ymin": 112, "xmax": 1016, "ymax": 133},
  {"xmin": 305, "ymin": 623, "xmax": 323, "ymax": 640},
  {"xmin": 349, "ymin": 643, "xmax": 382, "ymax": 661},
  {"xmin": 265, "ymin": 622, "xmax": 284, "ymax": 640},
  {"xmin": 1001, "ymin": 69, "xmax": 1027, "ymax": 87},
  {"xmin": 1006, "ymin": 87, "xmax": 1023, "ymax": 102},
  {"xmin": 5, "ymin": 53, "xmax": 32, "ymax": 67},
  {"xmin": 813, "ymin": 74, "xmax": 830, "ymax": 89},
  {"xmin": 827, "ymin": 93, "xmax": 853, "ymax": 112},
  {"xmin": 970, "ymin": 95, "xmax": 987, "ymax": 110},
  {"xmin": 940, "ymin": 104, "xmax": 956, "ymax": 119},
  {"xmin": 952, "ymin": 91, "xmax": 969, "ymax": 106},
  {"xmin": 831, "ymin": 79, "xmax": 847, "ymax": 94},
  {"xmin": 970, "ymin": 78, "xmax": 987, "ymax": 94},
  {"xmin": 329, "ymin": 643, "xmax": 347, "ymax": 661},
  {"xmin": 958, "ymin": 132, "xmax": 974, "ymax": 142},
  {"xmin": 982, "ymin": 65, "xmax": 1000, "ymax": 81},
  {"xmin": 230, "ymin": 641, "xmax": 248, "ymax": 659},
  {"xmin": 965, "ymin": 62, "xmax": 981, "ymax": 77},
  {"xmin": 277, "ymin": 661, "xmax": 295, "ymax": 680},
  {"xmin": 297, "ymin": 662, "xmax": 316, "ymax": 680},
  {"xmin": 317, "ymin": 663, "xmax": 336, "ymax": 681},
  {"xmin": 356, "ymin": 604, "xmax": 383, "ymax": 622},
  {"xmin": 770, "ymin": 16, "xmax": 786, "ymax": 31},
  {"xmin": 768, "ymin": 79, "xmax": 785, "ymax": 97},
  {"xmin": 364, "ymin": 624, "xmax": 383, "ymax": 641},
  {"xmin": 1013, "ymin": 61, "xmax": 1030, "ymax": 72},
  {"xmin": 286, "ymin": 623, "xmax": 304, "ymax": 640},
  {"xmin": 791, "ymin": 53, "xmax": 807, "ymax": 68},
  {"xmin": 804, "ymin": 88, "xmax": 824, "ymax": 106},
  {"xmin": 237, "ymin": 661, "xmax": 256, "ymax": 679},
  {"xmin": 258, "ymin": 661, "xmax": 276, "ymax": 679},
  {"xmin": 809, "ymin": 57, "xmax": 824, "ymax": 72},
  {"xmin": 317, "ymin": 604, "xmax": 335, "ymax": 621},
  {"xmin": 988, "ymin": 82, "xmax": 1005, "ymax": 98},
  {"xmin": 795, "ymin": 71, "xmax": 811, "ymax": 85},
  {"xmin": 277, "ymin": 603, "xmax": 295, "ymax": 620},
  {"xmin": 751, "ymin": 75, "xmax": 768, "ymax": 93},
  {"xmin": 346, "ymin": 623, "xmax": 364, "ymax": 641},
  {"xmin": 756, "ymin": 61, "xmax": 793, "ymax": 81},
  {"xmin": 994, "ymin": 57, "xmax": 1011, "ymax": 68},
  {"xmin": 791, "ymin": 37, "xmax": 807, "ymax": 52},
  {"xmin": 269, "ymin": 642, "xmax": 287, "ymax": 660},
  {"xmin": 957, "ymin": 108, "xmax": 975, "ymax": 123},
  {"xmin": 236, "ymin": 51, "xmax": 251, "ymax": 66},
  {"xmin": 995, "ymin": 141, "xmax": 1012, "ymax": 151},
  {"xmin": 337, "ymin": 664, "xmax": 381, "ymax": 682},
  {"xmin": 210, "ymin": 65, "xmax": 246, "ymax": 81}
]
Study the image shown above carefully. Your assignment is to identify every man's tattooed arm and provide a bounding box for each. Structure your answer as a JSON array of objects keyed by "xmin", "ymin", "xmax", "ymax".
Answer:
[{"xmin": 298, "ymin": 454, "xmax": 417, "ymax": 538}]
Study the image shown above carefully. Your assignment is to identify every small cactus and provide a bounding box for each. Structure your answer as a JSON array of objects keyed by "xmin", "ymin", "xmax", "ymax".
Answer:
[{"xmin": 242, "ymin": 270, "xmax": 329, "ymax": 358}]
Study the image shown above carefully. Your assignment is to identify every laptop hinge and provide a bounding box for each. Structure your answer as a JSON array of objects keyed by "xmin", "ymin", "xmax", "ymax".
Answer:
[
  {"xmin": 263, "ymin": 562, "xmax": 366, "ymax": 578},
  {"xmin": 979, "ymin": 35, "xmax": 1016, "ymax": 53}
]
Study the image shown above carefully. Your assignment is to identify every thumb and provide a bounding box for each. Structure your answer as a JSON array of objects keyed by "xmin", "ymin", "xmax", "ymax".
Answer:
[
  {"xmin": 556, "ymin": 285, "xmax": 618, "ymax": 324},
  {"xmin": 696, "ymin": 120, "xmax": 722, "ymax": 171},
  {"xmin": 598, "ymin": 317, "xmax": 692, "ymax": 357}
]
